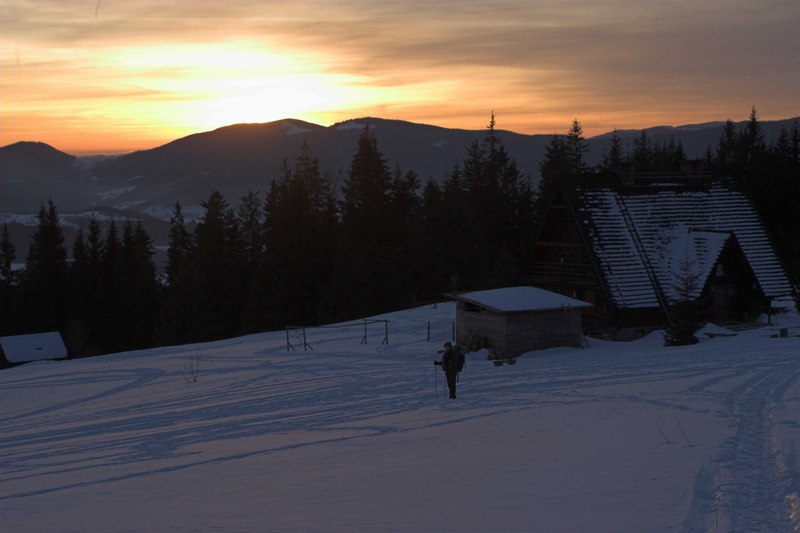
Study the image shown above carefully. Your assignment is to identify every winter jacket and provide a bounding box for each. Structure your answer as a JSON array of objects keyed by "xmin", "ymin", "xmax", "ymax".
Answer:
[{"xmin": 440, "ymin": 348, "xmax": 465, "ymax": 373}]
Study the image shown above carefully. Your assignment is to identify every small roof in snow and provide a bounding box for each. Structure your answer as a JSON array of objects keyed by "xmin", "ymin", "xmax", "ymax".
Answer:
[
  {"xmin": 0, "ymin": 331, "xmax": 67, "ymax": 363},
  {"xmin": 449, "ymin": 286, "xmax": 592, "ymax": 313}
]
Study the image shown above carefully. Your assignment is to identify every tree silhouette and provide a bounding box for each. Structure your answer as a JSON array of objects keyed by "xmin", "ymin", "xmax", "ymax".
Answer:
[
  {"xmin": 21, "ymin": 200, "xmax": 67, "ymax": 333},
  {"xmin": 0, "ymin": 224, "xmax": 18, "ymax": 335},
  {"xmin": 565, "ymin": 118, "xmax": 589, "ymax": 174},
  {"xmin": 331, "ymin": 126, "xmax": 394, "ymax": 318},
  {"xmin": 264, "ymin": 141, "xmax": 337, "ymax": 326},
  {"xmin": 600, "ymin": 129, "xmax": 625, "ymax": 175}
]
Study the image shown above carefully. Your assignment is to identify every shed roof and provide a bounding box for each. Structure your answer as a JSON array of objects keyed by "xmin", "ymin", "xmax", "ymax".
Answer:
[
  {"xmin": 0, "ymin": 331, "xmax": 67, "ymax": 363},
  {"xmin": 449, "ymin": 286, "xmax": 592, "ymax": 313}
]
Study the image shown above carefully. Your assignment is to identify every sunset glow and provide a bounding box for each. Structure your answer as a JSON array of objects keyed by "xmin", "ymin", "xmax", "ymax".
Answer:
[{"xmin": 1, "ymin": 0, "xmax": 798, "ymax": 154}]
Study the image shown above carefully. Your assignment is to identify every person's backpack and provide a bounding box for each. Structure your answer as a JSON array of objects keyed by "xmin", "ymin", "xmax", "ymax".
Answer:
[{"xmin": 442, "ymin": 350, "xmax": 456, "ymax": 371}]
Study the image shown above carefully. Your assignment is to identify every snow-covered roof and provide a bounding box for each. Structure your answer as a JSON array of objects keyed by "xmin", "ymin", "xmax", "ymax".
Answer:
[
  {"xmin": 567, "ymin": 177, "xmax": 794, "ymax": 308},
  {"xmin": 449, "ymin": 286, "xmax": 592, "ymax": 313},
  {"xmin": 0, "ymin": 331, "xmax": 67, "ymax": 363}
]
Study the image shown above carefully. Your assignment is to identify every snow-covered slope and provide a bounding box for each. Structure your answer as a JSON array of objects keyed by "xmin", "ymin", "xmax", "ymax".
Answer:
[{"xmin": 2, "ymin": 304, "xmax": 800, "ymax": 532}]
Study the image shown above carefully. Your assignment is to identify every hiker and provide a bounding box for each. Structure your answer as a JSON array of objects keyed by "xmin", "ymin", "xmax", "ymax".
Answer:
[{"xmin": 434, "ymin": 341, "xmax": 465, "ymax": 399}]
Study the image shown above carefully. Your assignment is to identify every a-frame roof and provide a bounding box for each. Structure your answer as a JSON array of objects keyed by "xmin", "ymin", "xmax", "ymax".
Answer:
[{"xmin": 559, "ymin": 175, "xmax": 794, "ymax": 309}]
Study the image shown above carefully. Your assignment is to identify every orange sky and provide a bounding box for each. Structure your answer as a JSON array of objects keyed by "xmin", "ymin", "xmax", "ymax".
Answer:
[{"xmin": 2, "ymin": 0, "xmax": 799, "ymax": 154}]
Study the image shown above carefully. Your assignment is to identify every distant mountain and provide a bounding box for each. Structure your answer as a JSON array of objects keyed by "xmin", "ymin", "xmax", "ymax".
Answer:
[
  {"xmin": 88, "ymin": 118, "xmax": 553, "ymax": 219},
  {"xmin": 0, "ymin": 141, "xmax": 76, "ymax": 178},
  {"xmin": 0, "ymin": 142, "xmax": 84, "ymax": 213},
  {"xmin": 589, "ymin": 118, "xmax": 797, "ymax": 158},
  {"xmin": 3, "ymin": 116, "xmax": 799, "ymax": 221}
]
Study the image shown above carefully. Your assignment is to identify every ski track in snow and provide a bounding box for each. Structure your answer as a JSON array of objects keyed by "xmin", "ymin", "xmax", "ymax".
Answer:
[
  {"xmin": 1, "ymin": 305, "xmax": 800, "ymax": 532},
  {"xmin": 680, "ymin": 350, "xmax": 800, "ymax": 533},
  {"xmin": 718, "ymin": 361, "xmax": 800, "ymax": 532}
]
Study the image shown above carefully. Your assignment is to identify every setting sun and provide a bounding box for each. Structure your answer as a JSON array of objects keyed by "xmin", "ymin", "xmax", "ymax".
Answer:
[
  {"xmin": 1, "ymin": 1, "xmax": 797, "ymax": 153},
  {"xmin": 108, "ymin": 41, "xmax": 378, "ymax": 130}
]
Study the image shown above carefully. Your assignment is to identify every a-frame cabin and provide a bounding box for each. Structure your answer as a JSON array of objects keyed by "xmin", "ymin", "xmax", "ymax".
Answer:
[{"xmin": 522, "ymin": 174, "xmax": 794, "ymax": 340}]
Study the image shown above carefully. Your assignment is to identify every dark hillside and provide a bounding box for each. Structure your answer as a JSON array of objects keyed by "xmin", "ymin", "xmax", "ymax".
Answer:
[{"xmin": 0, "ymin": 142, "xmax": 81, "ymax": 212}]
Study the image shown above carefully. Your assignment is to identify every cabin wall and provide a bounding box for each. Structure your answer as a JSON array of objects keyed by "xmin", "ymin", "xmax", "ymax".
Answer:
[
  {"xmin": 705, "ymin": 242, "xmax": 766, "ymax": 323},
  {"xmin": 504, "ymin": 310, "xmax": 584, "ymax": 355},
  {"xmin": 457, "ymin": 307, "xmax": 584, "ymax": 357},
  {"xmin": 458, "ymin": 309, "xmax": 507, "ymax": 350}
]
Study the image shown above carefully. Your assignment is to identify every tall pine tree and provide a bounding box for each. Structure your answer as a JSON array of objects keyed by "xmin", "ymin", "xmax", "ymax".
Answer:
[
  {"xmin": 159, "ymin": 202, "xmax": 204, "ymax": 345},
  {"xmin": 21, "ymin": 200, "xmax": 67, "ymax": 333},
  {"xmin": 600, "ymin": 129, "xmax": 625, "ymax": 175},
  {"xmin": 331, "ymin": 126, "xmax": 394, "ymax": 318},
  {"xmin": 0, "ymin": 224, "xmax": 18, "ymax": 335}
]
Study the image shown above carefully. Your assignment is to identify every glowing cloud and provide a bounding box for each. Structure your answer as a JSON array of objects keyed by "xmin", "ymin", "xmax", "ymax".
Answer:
[{"xmin": 1, "ymin": 0, "xmax": 798, "ymax": 153}]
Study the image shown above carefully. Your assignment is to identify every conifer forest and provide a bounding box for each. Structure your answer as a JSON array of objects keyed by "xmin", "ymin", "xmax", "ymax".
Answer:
[{"xmin": 1, "ymin": 110, "xmax": 798, "ymax": 358}]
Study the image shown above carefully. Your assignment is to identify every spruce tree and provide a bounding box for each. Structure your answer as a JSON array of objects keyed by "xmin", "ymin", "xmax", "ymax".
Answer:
[
  {"xmin": 632, "ymin": 131, "xmax": 653, "ymax": 172},
  {"xmin": 737, "ymin": 106, "xmax": 766, "ymax": 171},
  {"xmin": 264, "ymin": 141, "xmax": 337, "ymax": 326},
  {"xmin": 565, "ymin": 118, "xmax": 589, "ymax": 174},
  {"xmin": 159, "ymin": 202, "xmax": 204, "ymax": 345},
  {"xmin": 237, "ymin": 190, "xmax": 265, "ymax": 268},
  {"xmin": 65, "ymin": 228, "xmax": 97, "ymax": 355},
  {"xmin": 193, "ymin": 190, "xmax": 243, "ymax": 340},
  {"xmin": 386, "ymin": 166, "xmax": 422, "ymax": 306},
  {"xmin": 117, "ymin": 220, "xmax": 158, "ymax": 350},
  {"xmin": 453, "ymin": 114, "xmax": 533, "ymax": 290},
  {"xmin": 21, "ymin": 200, "xmax": 68, "ymax": 333},
  {"xmin": 0, "ymin": 224, "xmax": 18, "ymax": 335},
  {"xmin": 97, "ymin": 219, "xmax": 125, "ymax": 352},
  {"xmin": 165, "ymin": 202, "xmax": 194, "ymax": 286},
  {"xmin": 600, "ymin": 129, "xmax": 625, "ymax": 175},
  {"xmin": 332, "ymin": 126, "xmax": 394, "ymax": 318},
  {"xmin": 533, "ymin": 134, "xmax": 569, "ymax": 225},
  {"xmin": 663, "ymin": 255, "xmax": 704, "ymax": 346},
  {"xmin": 716, "ymin": 119, "xmax": 737, "ymax": 171},
  {"xmin": 416, "ymin": 177, "xmax": 449, "ymax": 298}
]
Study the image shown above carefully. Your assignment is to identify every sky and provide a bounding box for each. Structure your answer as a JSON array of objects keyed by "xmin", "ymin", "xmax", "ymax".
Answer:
[{"xmin": 1, "ymin": 0, "xmax": 799, "ymax": 154}]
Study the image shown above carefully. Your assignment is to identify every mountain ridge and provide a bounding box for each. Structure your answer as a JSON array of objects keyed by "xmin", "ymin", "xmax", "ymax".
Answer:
[{"xmin": 2, "ymin": 115, "xmax": 798, "ymax": 219}]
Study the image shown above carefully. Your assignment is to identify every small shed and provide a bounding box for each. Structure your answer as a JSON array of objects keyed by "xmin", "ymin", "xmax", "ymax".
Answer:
[
  {"xmin": 0, "ymin": 331, "xmax": 68, "ymax": 368},
  {"xmin": 448, "ymin": 286, "xmax": 592, "ymax": 357}
]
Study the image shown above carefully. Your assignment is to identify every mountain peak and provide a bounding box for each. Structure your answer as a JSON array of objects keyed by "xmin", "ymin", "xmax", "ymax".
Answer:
[{"xmin": 0, "ymin": 141, "xmax": 75, "ymax": 161}]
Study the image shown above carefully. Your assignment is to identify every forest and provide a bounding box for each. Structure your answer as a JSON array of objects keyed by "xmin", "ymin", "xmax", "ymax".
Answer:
[{"xmin": 1, "ymin": 110, "xmax": 798, "ymax": 357}]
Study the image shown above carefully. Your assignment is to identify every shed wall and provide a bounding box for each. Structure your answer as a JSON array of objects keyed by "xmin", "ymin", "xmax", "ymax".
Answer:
[
  {"xmin": 458, "ymin": 308, "xmax": 506, "ymax": 347},
  {"xmin": 504, "ymin": 310, "xmax": 584, "ymax": 354},
  {"xmin": 457, "ymin": 307, "xmax": 584, "ymax": 357}
]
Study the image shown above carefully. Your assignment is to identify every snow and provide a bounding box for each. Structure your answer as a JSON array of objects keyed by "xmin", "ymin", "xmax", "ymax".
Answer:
[
  {"xmin": 97, "ymin": 186, "xmax": 137, "ymax": 201},
  {"xmin": 452, "ymin": 286, "xmax": 592, "ymax": 312},
  {"xmin": 334, "ymin": 121, "xmax": 373, "ymax": 131},
  {"xmin": 0, "ymin": 212, "xmax": 127, "ymax": 229},
  {"xmin": 2, "ymin": 303, "xmax": 800, "ymax": 532},
  {"xmin": 0, "ymin": 213, "xmax": 39, "ymax": 226},
  {"xmin": 142, "ymin": 204, "xmax": 205, "ymax": 223},
  {"xmin": 285, "ymin": 124, "xmax": 312, "ymax": 136},
  {"xmin": 663, "ymin": 227, "xmax": 731, "ymax": 301}
]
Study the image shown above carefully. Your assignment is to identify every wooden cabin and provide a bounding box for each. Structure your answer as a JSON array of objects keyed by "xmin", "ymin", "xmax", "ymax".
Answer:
[
  {"xmin": 522, "ymin": 174, "xmax": 794, "ymax": 340},
  {"xmin": 448, "ymin": 286, "xmax": 592, "ymax": 357}
]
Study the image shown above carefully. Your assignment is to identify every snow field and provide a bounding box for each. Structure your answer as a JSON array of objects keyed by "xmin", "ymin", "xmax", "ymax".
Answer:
[{"xmin": 1, "ymin": 303, "xmax": 799, "ymax": 532}]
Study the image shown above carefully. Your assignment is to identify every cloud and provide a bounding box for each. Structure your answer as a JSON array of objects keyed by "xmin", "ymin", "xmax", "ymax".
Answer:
[{"xmin": 2, "ymin": 0, "xmax": 798, "ymax": 151}]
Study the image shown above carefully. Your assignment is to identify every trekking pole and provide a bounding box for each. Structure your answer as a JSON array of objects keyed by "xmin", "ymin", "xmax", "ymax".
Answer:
[{"xmin": 434, "ymin": 363, "xmax": 438, "ymax": 400}]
